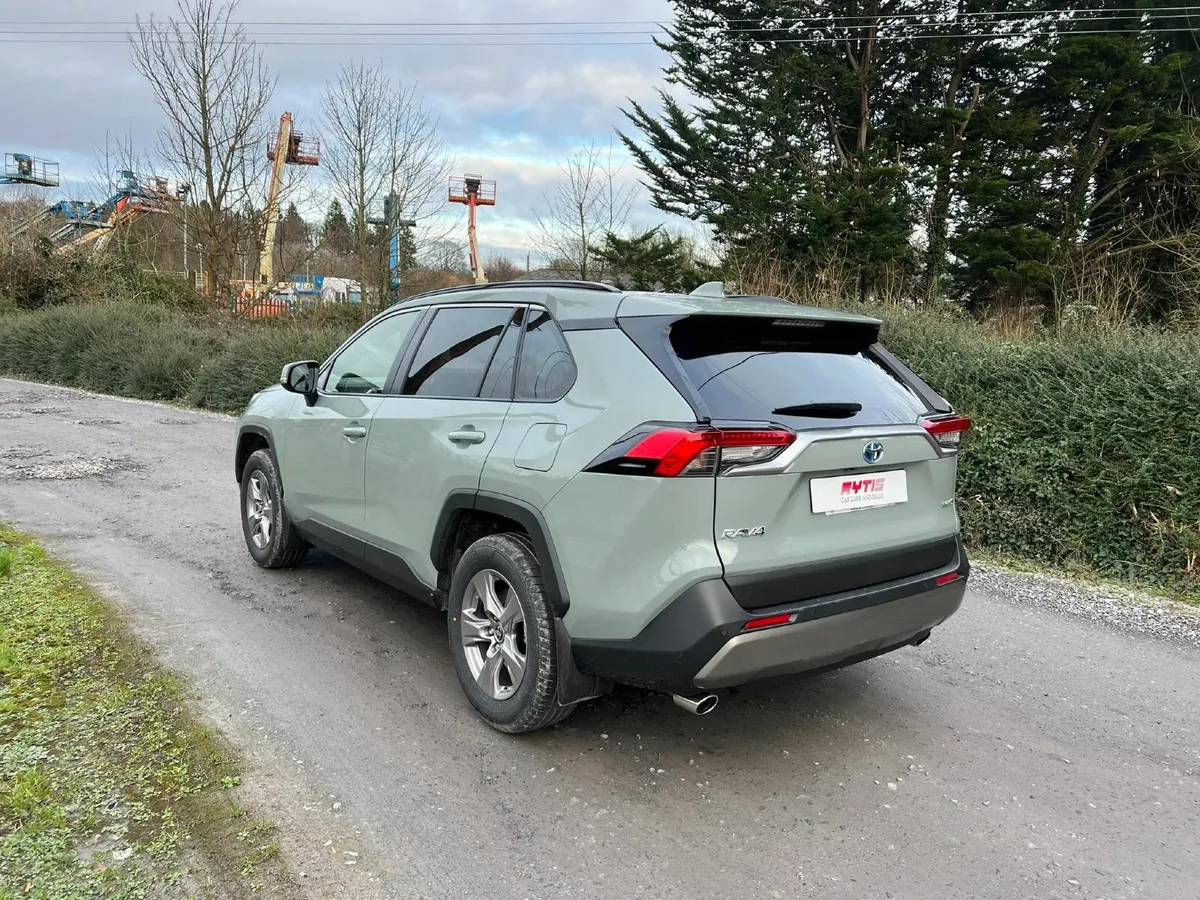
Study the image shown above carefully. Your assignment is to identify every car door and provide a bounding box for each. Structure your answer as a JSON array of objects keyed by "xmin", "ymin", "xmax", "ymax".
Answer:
[
  {"xmin": 276, "ymin": 309, "xmax": 422, "ymax": 548},
  {"xmin": 362, "ymin": 303, "xmax": 521, "ymax": 590}
]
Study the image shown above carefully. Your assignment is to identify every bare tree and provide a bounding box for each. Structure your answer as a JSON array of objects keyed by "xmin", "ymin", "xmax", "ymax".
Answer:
[
  {"xmin": 484, "ymin": 253, "xmax": 522, "ymax": 282},
  {"xmin": 533, "ymin": 140, "xmax": 637, "ymax": 281},
  {"xmin": 321, "ymin": 64, "xmax": 454, "ymax": 314},
  {"xmin": 422, "ymin": 239, "xmax": 469, "ymax": 273},
  {"xmin": 382, "ymin": 81, "xmax": 455, "ymax": 263},
  {"xmin": 320, "ymin": 60, "xmax": 392, "ymax": 313},
  {"xmin": 128, "ymin": 0, "xmax": 274, "ymax": 297}
]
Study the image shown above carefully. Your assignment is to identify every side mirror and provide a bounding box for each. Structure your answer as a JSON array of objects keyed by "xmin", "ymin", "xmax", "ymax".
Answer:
[{"xmin": 280, "ymin": 360, "xmax": 319, "ymax": 403}]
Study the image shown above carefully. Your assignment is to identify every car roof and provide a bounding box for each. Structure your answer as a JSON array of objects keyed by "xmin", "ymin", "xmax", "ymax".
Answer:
[{"xmin": 393, "ymin": 280, "xmax": 880, "ymax": 326}]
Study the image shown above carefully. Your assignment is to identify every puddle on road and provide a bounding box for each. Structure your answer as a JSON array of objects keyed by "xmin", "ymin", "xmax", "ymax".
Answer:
[
  {"xmin": 155, "ymin": 417, "xmax": 197, "ymax": 426},
  {"xmin": 71, "ymin": 419, "xmax": 123, "ymax": 427},
  {"xmin": 25, "ymin": 406, "xmax": 72, "ymax": 416}
]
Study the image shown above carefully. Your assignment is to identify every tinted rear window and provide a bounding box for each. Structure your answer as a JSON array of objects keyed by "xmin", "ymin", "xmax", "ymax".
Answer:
[{"xmin": 667, "ymin": 315, "xmax": 928, "ymax": 428}]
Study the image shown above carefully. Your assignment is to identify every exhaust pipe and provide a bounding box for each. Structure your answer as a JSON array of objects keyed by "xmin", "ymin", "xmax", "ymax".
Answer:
[{"xmin": 672, "ymin": 693, "xmax": 719, "ymax": 716}]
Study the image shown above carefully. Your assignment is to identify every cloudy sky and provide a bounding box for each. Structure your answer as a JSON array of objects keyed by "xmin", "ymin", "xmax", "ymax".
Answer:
[{"xmin": 0, "ymin": 0, "xmax": 691, "ymax": 264}]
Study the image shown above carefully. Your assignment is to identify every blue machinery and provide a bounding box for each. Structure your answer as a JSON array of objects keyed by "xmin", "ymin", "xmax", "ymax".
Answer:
[
  {"xmin": 369, "ymin": 191, "xmax": 417, "ymax": 301},
  {"xmin": 3, "ymin": 153, "xmax": 59, "ymax": 187},
  {"xmin": 3, "ymin": 159, "xmax": 186, "ymax": 254}
]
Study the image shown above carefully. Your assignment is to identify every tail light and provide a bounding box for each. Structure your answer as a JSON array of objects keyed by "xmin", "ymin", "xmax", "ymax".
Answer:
[
  {"xmin": 587, "ymin": 425, "xmax": 795, "ymax": 477},
  {"xmin": 922, "ymin": 415, "xmax": 972, "ymax": 450}
]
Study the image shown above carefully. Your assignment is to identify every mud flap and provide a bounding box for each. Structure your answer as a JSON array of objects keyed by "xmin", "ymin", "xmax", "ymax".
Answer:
[{"xmin": 555, "ymin": 619, "xmax": 611, "ymax": 707}]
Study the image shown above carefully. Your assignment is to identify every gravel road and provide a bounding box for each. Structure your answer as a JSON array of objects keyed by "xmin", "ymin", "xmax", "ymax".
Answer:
[{"xmin": 1, "ymin": 378, "xmax": 1197, "ymax": 900}]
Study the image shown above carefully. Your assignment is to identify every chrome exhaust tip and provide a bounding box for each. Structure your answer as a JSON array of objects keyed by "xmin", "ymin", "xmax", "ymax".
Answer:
[{"xmin": 672, "ymin": 693, "xmax": 719, "ymax": 716}]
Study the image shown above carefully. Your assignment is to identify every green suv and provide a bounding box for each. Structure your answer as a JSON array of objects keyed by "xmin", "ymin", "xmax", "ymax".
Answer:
[{"xmin": 234, "ymin": 281, "xmax": 971, "ymax": 732}]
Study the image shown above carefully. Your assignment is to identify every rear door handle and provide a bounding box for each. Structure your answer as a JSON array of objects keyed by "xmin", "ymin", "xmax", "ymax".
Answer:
[
  {"xmin": 342, "ymin": 425, "xmax": 368, "ymax": 439},
  {"xmin": 447, "ymin": 429, "xmax": 486, "ymax": 445}
]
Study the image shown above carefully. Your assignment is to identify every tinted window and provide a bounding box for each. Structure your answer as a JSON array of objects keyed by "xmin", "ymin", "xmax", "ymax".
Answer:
[
  {"xmin": 668, "ymin": 315, "xmax": 927, "ymax": 428},
  {"xmin": 479, "ymin": 308, "xmax": 524, "ymax": 399},
  {"xmin": 515, "ymin": 310, "xmax": 576, "ymax": 401},
  {"xmin": 325, "ymin": 311, "xmax": 419, "ymax": 394},
  {"xmin": 403, "ymin": 306, "xmax": 514, "ymax": 398}
]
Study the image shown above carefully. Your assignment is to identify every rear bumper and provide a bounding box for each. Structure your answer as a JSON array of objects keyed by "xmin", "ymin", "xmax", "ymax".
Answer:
[{"xmin": 571, "ymin": 538, "xmax": 968, "ymax": 694}]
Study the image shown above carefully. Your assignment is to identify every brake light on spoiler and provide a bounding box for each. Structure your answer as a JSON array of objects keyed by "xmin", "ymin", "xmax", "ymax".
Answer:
[
  {"xmin": 586, "ymin": 426, "xmax": 796, "ymax": 477},
  {"xmin": 921, "ymin": 415, "xmax": 972, "ymax": 449}
]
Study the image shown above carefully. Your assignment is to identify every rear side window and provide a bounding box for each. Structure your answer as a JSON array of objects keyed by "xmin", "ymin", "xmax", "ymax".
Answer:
[
  {"xmin": 402, "ymin": 305, "xmax": 514, "ymax": 398},
  {"xmin": 515, "ymin": 309, "xmax": 576, "ymax": 401},
  {"xmin": 666, "ymin": 315, "xmax": 928, "ymax": 428},
  {"xmin": 479, "ymin": 308, "xmax": 524, "ymax": 399}
]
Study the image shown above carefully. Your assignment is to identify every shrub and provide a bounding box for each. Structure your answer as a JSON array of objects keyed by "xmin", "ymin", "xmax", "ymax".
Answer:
[
  {"xmin": 0, "ymin": 303, "xmax": 213, "ymax": 400},
  {"xmin": 188, "ymin": 324, "xmax": 349, "ymax": 413},
  {"xmin": 880, "ymin": 311, "xmax": 1200, "ymax": 593}
]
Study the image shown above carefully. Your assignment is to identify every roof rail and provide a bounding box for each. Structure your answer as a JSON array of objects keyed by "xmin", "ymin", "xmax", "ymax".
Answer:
[{"xmin": 400, "ymin": 279, "xmax": 621, "ymax": 303}]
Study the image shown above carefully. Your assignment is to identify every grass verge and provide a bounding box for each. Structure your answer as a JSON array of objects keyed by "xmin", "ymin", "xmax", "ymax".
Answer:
[{"xmin": 0, "ymin": 525, "xmax": 297, "ymax": 898}]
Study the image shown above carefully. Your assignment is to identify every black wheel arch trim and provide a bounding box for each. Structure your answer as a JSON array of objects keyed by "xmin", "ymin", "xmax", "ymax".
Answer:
[
  {"xmin": 432, "ymin": 490, "xmax": 571, "ymax": 616},
  {"xmin": 235, "ymin": 423, "xmax": 276, "ymax": 482}
]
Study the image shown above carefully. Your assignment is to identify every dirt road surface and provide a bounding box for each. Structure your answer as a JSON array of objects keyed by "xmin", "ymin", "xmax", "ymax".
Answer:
[{"xmin": 1, "ymin": 379, "xmax": 1197, "ymax": 900}]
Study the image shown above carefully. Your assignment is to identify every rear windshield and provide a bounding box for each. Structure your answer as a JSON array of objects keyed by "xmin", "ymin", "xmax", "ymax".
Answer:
[{"xmin": 666, "ymin": 315, "xmax": 929, "ymax": 429}]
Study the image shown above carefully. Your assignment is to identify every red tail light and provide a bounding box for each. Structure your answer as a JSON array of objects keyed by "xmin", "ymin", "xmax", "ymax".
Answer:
[
  {"xmin": 922, "ymin": 415, "xmax": 972, "ymax": 449},
  {"xmin": 621, "ymin": 427, "xmax": 796, "ymax": 477},
  {"xmin": 743, "ymin": 613, "xmax": 795, "ymax": 631}
]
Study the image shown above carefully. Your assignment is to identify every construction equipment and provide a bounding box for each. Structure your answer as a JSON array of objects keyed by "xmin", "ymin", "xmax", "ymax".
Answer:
[
  {"xmin": 258, "ymin": 112, "xmax": 319, "ymax": 295},
  {"xmin": 448, "ymin": 174, "xmax": 495, "ymax": 284},
  {"xmin": 53, "ymin": 171, "xmax": 186, "ymax": 254},
  {"xmin": 368, "ymin": 192, "xmax": 417, "ymax": 302},
  {"xmin": 2, "ymin": 153, "xmax": 59, "ymax": 187},
  {"xmin": 4, "ymin": 170, "xmax": 185, "ymax": 253}
]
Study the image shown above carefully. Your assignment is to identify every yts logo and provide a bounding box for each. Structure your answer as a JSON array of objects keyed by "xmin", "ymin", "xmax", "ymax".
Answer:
[{"xmin": 841, "ymin": 478, "xmax": 886, "ymax": 496}]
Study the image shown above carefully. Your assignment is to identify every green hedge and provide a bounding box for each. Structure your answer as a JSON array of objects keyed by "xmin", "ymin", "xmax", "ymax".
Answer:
[
  {"xmin": 882, "ymin": 314, "xmax": 1200, "ymax": 594},
  {"xmin": 0, "ymin": 303, "xmax": 349, "ymax": 414},
  {"xmin": 0, "ymin": 302, "xmax": 1197, "ymax": 595}
]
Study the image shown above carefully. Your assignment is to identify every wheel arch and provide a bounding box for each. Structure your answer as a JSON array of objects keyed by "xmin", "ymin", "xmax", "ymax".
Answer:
[
  {"xmin": 432, "ymin": 490, "xmax": 570, "ymax": 616},
  {"xmin": 235, "ymin": 424, "xmax": 274, "ymax": 483}
]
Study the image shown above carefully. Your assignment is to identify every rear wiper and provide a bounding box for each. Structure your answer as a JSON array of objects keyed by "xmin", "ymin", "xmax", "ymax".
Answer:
[{"xmin": 772, "ymin": 402, "xmax": 862, "ymax": 419}]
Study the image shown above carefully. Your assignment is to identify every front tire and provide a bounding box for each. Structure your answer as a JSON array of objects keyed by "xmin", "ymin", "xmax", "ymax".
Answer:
[
  {"xmin": 239, "ymin": 449, "xmax": 308, "ymax": 569},
  {"xmin": 448, "ymin": 533, "xmax": 572, "ymax": 733}
]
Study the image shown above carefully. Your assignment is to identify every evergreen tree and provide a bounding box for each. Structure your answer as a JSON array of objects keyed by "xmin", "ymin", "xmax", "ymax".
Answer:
[
  {"xmin": 321, "ymin": 198, "xmax": 352, "ymax": 253},
  {"xmin": 278, "ymin": 202, "xmax": 309, "ymax": 247},
  {"xmin": 596, "ymin": 228, "xmax": 716, "ymax": 292}
]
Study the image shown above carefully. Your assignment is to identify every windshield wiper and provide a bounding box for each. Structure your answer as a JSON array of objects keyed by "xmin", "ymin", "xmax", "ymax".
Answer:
[{"xmin": 772, "ymin": 402, "xmax": 862, "ymax": 419}]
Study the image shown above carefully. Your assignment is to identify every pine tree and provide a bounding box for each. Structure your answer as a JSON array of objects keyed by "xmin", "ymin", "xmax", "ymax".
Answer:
[
  {"xmin": 321, "ymin": 198, "xmax": 352, "ymax": 254},
  {"xmin": 620, "ymin": 1, "xmax": 924, "ymax": 296},
  {"xmin": 596, "ymin": 228, "xmax": 716, "ymax": 292}
]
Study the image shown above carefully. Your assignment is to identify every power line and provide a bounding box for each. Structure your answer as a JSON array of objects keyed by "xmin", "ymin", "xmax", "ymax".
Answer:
[
  {"xmin": 3, "ymin": 7, "xmax": 1199, "ymax": 26},
  {"xmin": 7, "ymin": 5, "xmax": 1200, "ymax": 28},
  {"xmin": 1, "ymin": 26, "xmax": 1195, "ymax": 46},
  {"xmin": 5, "ymin": 13, "xmax": 1200, "ymax": 37}
]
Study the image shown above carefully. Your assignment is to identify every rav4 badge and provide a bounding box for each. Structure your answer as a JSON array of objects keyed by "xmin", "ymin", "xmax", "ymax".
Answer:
[{"xmin": 721, "ymin": 526, "xmax": 766, "ymax": 538}]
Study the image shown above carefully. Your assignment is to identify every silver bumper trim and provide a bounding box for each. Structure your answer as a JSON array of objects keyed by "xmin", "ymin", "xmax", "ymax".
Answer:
[{"xmin": 693, "ymin": 581, "xmax": 966, "ymax": 689}]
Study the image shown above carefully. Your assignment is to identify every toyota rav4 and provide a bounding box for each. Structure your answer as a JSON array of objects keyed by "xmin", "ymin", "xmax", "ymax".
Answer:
[{"xmin": 234, "ymin": 281, "xmax": 970, "ymax": 732}]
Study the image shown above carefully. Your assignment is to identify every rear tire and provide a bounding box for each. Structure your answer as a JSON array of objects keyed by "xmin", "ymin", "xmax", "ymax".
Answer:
[
  {"xmin": 239, "ymin": 449, "xmax": 308, "ymax": 569},
  {"xmin": 447, "ymin": 533, "xmax": 573, "ymax": 733}
]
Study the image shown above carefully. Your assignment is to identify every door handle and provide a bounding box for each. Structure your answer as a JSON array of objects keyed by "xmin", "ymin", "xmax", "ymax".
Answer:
[
  {"xmin": 342, "ymin": 425, "xmax": 368, "ymax": 439},
  {"xmin": 447, "ymin": 429, "xmax": 486, "ymax": 445}
]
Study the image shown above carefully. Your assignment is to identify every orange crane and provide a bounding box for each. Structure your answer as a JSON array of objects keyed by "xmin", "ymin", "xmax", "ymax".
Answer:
[
  {"xmin": 449, "ymin": 174, "xmax": 496, "ymax": 284},
  {"xmin": 257, "ymin": 112, "xmax": 319, "ymax": 296}
]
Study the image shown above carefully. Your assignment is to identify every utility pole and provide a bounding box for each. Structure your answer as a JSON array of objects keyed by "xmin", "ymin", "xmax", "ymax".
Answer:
[{"xmin": 368, "ymin": 191, "xmax": 417, "ymax": 304}]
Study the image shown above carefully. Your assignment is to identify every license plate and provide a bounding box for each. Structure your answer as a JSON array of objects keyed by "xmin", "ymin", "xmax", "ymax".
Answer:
[{"xmin": 810, "ymin": 469, "xmax": 908, "ymax": 515}]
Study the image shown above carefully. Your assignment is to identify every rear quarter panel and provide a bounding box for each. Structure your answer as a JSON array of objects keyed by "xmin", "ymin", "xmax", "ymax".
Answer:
[{"xmin": 483, "ymin": 328, "xmax": 723, "ymax": 642}]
